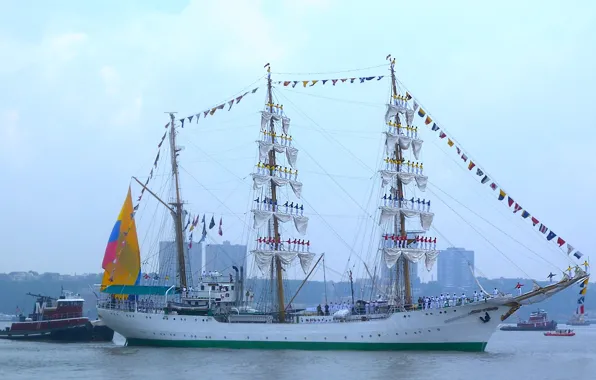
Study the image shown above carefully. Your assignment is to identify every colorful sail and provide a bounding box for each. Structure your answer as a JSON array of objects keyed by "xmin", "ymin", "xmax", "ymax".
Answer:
[{"xmin": 101, "ymin": 186, "xmax": 141, "ymax": 291}]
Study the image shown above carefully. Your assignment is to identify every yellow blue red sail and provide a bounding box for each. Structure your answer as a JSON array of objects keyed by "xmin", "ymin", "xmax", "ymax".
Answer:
[{"xmin": 101, "ymin": 186, "xmax": 141, "ymax": 291}]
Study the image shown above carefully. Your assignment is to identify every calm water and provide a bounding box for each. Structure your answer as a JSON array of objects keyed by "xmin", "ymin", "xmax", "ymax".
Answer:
[{"xmin": 0, "ymin": 325, "xmax": 594, "ymax": 380}]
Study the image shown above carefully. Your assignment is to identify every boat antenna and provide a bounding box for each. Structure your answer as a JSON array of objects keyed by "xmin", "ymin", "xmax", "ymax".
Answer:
[
  {"xmin": 323, "ymin": 253, "xmax": 328, "ymax": 306},
  {"xmin": 166, "ymin": 111, "xmax": 187, "ymax": 289}
]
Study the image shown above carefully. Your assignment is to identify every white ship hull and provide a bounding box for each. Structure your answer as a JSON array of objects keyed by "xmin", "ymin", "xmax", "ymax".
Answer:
[{"xmin": 98, "ymin": 300, "xmax": 510, "ymax": 352}]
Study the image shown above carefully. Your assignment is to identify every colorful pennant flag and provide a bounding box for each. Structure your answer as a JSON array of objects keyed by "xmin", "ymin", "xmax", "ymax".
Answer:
[
  {"xmin": 173, "ymin": 87, "xmax": 259, "ymax": 127},
  {"xmin": 498, "ymin": 190, "xmax": 506, "ymax": 201}
]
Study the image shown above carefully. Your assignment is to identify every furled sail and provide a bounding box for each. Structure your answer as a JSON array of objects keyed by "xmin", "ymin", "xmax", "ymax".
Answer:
[
  {"xmin": 101, "ymin": 186, "xmax": 141, "ymax": 293},
  {"xmin": 378, "ymin": 205, "xmax": 434, "ymax": 231},
  {"xmin": 379, "ymin": 170, "xmax": 427, "ymax": 191}
]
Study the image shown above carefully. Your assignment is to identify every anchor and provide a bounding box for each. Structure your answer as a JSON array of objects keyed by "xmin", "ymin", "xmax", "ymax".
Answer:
[{"xmin": 479, "ymin": 312, "xmax": 491, "ymax": 323}]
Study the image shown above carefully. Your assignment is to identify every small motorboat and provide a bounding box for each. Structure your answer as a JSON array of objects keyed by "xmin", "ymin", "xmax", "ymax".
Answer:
[{"xmin": 544, "ymin": 329, "xmax": 575, "ymax": 337}]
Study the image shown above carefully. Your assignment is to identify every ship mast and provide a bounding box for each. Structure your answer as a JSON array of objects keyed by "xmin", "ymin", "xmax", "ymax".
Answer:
[
  {"xmin": 168, "ymin": 112, "xmax": 187, "ymax": 289},
  {"xmin": 389, "ymin": 60, "xmax": 412, "ymax": 307},
  {"xmin": 265, "ymin": 66, "xmax": 286, "ymax": 322}
]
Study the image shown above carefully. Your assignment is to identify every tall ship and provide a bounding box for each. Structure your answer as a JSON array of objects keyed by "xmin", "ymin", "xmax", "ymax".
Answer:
[
  {"xmin": 97, "ymin": 58, "xmax": 588, "ymax": 352},
  {"xmin": 499, "ymin": 309, "xmax": 557, "ymax": 331},
  {"xmin": 0, "ymin": 291, "xmax": 114, "ymax": 342}
]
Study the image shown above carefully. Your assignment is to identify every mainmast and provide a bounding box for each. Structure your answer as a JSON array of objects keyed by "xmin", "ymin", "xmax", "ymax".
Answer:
[
  {"xmin": 389, "ymin": 59, "xmax": 412, "ymax": 307},
  {"xmin": 266, "ymin": 66, "xmax": 286, "ymax": 322},
  {"xmin": 168, "ymin": 112, "xmax": 187, "ymax": 289}
]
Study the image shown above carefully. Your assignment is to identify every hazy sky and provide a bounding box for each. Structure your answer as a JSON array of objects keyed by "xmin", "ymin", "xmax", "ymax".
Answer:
[{"xmin": 1, "ymin": 0, "xmax": 594, "ymax": 283}]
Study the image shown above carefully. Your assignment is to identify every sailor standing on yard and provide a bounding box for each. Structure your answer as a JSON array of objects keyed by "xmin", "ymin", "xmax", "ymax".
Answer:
[{"xmin": 493, "ymin": 287, "xmax": 499, "ymax": 297}]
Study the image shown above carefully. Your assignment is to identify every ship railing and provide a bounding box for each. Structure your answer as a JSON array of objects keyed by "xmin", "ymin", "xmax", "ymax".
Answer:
[
  {"xmin": 41, "ymin": 312, "xmax": 85, "ymax": 320},
  {"xmin": 97, "ymin": 300, "xmax": 166, "ymax": 314}
]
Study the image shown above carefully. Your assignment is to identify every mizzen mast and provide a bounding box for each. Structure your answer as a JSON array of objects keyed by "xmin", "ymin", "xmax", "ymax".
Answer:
[{"xmin": 168, "ymin": 112, "xmax": 187, "ymax": 289}]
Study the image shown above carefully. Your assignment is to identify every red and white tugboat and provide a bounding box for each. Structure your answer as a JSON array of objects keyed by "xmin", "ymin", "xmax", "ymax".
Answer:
[
  {"xmin": 0, "ymin": 291, "xmax": 114, "ymax": 342},
  {"xmin": 499, "ymin": 309, "xmax": 557, "ymax": 331}
]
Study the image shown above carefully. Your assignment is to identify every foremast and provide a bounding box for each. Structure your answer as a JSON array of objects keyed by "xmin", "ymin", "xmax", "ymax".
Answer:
[
  {"xmin": 250, "ymin": 65, "xmax": 315, "ymax": 321},
  {"xmin": 378, "ymin": 57, "xmax": 438, "ymax": 308},
  {"xmin": 265, "ymin": 67, "xmax": 286, "ymax": 321},
  {"xmin": 389, "ymin": 60, "xmax": 411, "ymax": 306},
  {"xmin": 168, "ymin": 112, "xmax": 187, "ymax": 289}
]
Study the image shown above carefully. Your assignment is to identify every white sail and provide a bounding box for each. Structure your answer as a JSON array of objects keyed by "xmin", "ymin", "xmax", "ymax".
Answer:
[{"xmin": 251, "ymin": 101, "xmax": 314, "ymax": 275}]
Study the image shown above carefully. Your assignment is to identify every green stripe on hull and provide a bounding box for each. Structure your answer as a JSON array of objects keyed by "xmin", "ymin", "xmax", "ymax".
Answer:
[{"xmin": 126, "ymin": 338, "xmax": 487, "ymax": 352}]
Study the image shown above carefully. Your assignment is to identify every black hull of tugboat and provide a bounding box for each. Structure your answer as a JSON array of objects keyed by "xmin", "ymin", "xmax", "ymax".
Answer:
[
  {"xmin": 500, "ymin": 322, "xmax": 557, "ymax": 331},
  {"xmin": 0, "ymin": 321, "xmax": 114, "ymax": 342},
  {"xmin": 92, "ymin": 324, "xmax": 115, "ymax": 342},
  {"xmin": 567, "ymin": 321, "xmax": 591, "ymax": 326}
]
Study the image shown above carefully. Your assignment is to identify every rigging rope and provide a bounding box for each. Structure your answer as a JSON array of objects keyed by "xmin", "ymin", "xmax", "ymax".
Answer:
[
  {"xmin": 395, "ymin": 77, "xmax": 574, "ymax": 264},
  {"xmin": 271, "ymin": 64, "xmax": 387, "ymax": 76},
  {"xmin": 427, "ymin": 181, "xmax": 563, "ymax": 271}
]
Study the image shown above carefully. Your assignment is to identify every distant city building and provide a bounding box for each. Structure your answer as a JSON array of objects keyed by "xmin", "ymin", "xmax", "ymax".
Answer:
[
  {"xmin": 159, "ymin": 241, "xmax": 202, "ymax": 285},
  {"xmin": 437, "ymin": 247, "xmax": 475, "ymax": 290},
  {"xmin": 204, "ymin": 241, "xmax": 247, "ymax": 279}
]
